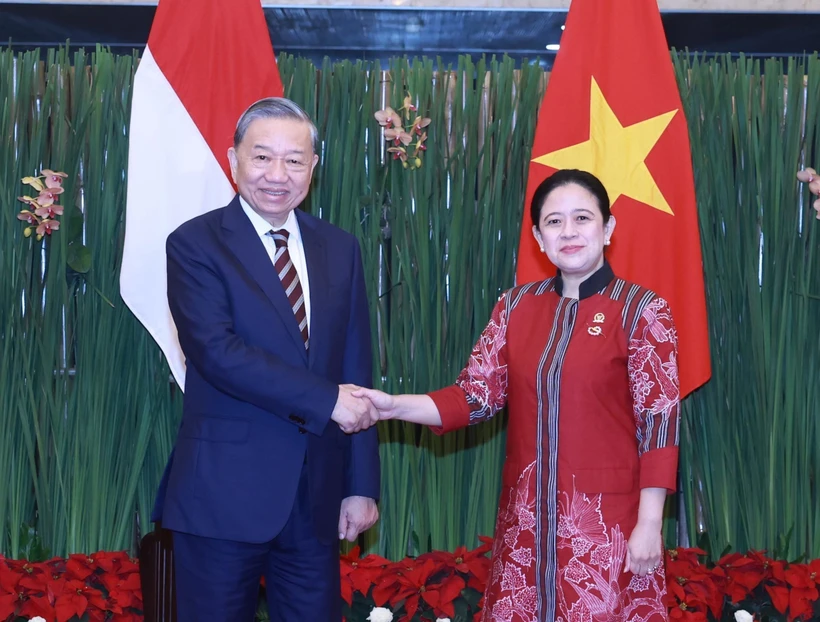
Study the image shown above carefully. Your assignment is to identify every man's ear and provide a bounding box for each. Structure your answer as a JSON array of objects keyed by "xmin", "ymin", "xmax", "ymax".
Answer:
[{"xmin": 227, "ymin": 148, "xmax": 239, "ymax": 184}]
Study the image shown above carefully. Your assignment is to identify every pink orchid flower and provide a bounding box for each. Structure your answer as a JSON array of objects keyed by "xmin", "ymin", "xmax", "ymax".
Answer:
[
  {"xmin": 17, "ymin": 210, "xmax": 39, "ymax": 225},
  {"xmin": 35, "ymin": 204, "xmax": 64, "ymax": 219},
  {"xmin": 374, "ymin": 107, "xmax": 399, "ymax": 128},
  {"xmin": 410, "ymin": 116, "xmax": 431, "ymax": 134},
  {"xmin": 36, "ymin": 187, "xmax": 64, "ymax": 208},
  {"xmin": 36, "ymin": 218, "xmax": 60, "ymax": 237},
  {"xmin": 41, "ymin": 169, "xmax": 68, "ymax": 189},
  {"xmin": 387, "ymin": 146, "xmax": 408, "ymax": 162},
  {"xmin": 384, "ymin": 128, "xmax": 413, "ymax": 145}
]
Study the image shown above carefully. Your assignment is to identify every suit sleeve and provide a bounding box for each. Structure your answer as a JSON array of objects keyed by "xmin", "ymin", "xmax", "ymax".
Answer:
[
  {"xmin": 628, "ymin": 296, "xmax": 681, "ymax": 493},
  {"xmin": 341, "ymin": 238, "xmax": 380, "ymax": 500},
  {"xmin": 166, "ymin": 228, "xmax": 338, "ymax": 436}
]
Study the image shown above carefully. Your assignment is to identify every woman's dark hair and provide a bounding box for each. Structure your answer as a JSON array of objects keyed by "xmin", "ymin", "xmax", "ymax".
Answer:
[{"xmin": 530, "ymin": 169, "xmax": 612, "ymax": 227}]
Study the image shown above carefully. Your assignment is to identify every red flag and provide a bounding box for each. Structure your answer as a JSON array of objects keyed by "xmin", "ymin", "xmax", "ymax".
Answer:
[
  {"xmin": 121, "ymin": 0, "xmax": 283, "ymax": 386},
  {"xmin": 516, "ymin": 0, "xmax": 710, "ymax": 397}
]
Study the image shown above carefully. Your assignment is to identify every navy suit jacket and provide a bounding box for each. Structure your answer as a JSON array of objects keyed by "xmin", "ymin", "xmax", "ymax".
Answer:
[{"xmin": 152, "ymin": 195, "xmax": 380, "ymax": 545}]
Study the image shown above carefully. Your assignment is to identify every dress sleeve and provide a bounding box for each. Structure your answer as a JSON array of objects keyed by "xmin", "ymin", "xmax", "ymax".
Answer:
[
  {"xmin": 628, "ymin": 296, "xmax": 681, "ymax": 492},
  {"xmin": 428, "ymin": 293, "xmax": 510, "ymax": 434}
]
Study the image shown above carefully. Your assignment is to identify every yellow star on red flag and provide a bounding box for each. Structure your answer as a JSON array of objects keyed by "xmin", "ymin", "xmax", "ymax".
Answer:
[
  {"xmin": 516, "ymin": 0, "xmax": 712, "ymax": 396},
  {"xmin": 532, "ymin": 78, "xmax": 677, "ymax": 215}
]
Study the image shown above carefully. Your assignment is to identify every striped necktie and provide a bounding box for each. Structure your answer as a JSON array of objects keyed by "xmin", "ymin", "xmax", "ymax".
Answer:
[{"xmin": 269, "ymin": 229, "xmax": 309, "ymax": 349}]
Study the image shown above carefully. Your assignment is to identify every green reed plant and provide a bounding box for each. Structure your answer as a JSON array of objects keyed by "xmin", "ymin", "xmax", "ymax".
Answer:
[
  {"xmin": 3, "ymin": 45, "xmax": 820, "ymax": 564},
  {"xmin": 280, "ymin": 54, "xmax": 543, "ymax": 557},
  {"xmin": 674, "ymin": 51, "xmax": 820, "ymax": 560}
]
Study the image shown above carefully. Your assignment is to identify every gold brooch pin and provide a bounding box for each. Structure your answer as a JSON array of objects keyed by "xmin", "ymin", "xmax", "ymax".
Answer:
[{"xmin": 593, "ymin": 313, "xmax": 605, "ymax": 324}]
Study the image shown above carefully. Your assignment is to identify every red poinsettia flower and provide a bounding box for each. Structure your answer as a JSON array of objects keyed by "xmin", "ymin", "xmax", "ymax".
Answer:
[
  {"xmin": 339, "ymin": 546, "xmax": 390, "ymax": 606},
  {"xmin": 426, "ymin": 574, "xmax": 466, "ymax": 620},
  {"xmin": 100, "ymin": 570, "xmax": 142, "ymax": 609},
  {"xmin": 98, "ymin": 550, "xmax": 137, "ymax": 575},
  {"xmin": 52, "ymin": 578, "xmax": 107, "ymax": 622},
  {"xmin": 19, "ymin": 595, "xmax": 55, "ymax": 620},
  {"xmin": 66, "ymin": 554, "xmax": 99, "ymax": 581},
  {"xmin": 667, "ymin": 548, "xmax": 707, "ymax": 565},
  {"xmin": 762, "ymin": 582, "xmax": 789, "ymax": 616},
  {"xmin": 417, "ymin": 538, "xmax": 492, "ymax": 590},
  {"xmin": 374, "ymin": 558, "xmax": 465, "ymax": 620},
  {"xmin": 0, "ymin": 560, "xmax": 25, "ymax": 620},
  {"xmin": 718, "ymin": 550, "xmax": 778, "ymax": 603},
  {"xmin": 668, "ymin": 598, "xmax": 709, "ymax": 622}
]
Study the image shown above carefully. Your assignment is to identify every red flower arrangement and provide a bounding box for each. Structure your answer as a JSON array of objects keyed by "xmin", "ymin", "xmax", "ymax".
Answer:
[
  {"xmin": 4, "ymin": 545, "xmax": 820, "ymax": 621},
  {"xmin": 342, "ymin": 544, "xmax": 820, "ymax": 622},
  {"xmin": 665, "ymin": 548, "xmax": 820, "ymax": 622},
  {"xmin": 340, "ymin": 537, "xmax": 493, "ymax": 622},
  {"xmin": 0, "ymin": 552, "xmax": 142, "ymax": 622}
]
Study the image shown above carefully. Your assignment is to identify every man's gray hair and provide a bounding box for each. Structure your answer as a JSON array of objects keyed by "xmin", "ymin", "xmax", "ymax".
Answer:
[{"xmin": 233, "ymin": 97, "xmax": 319, "ymax": 153}]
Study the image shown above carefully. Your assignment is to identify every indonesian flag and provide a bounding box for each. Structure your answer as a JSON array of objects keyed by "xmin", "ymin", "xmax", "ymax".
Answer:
[
  {"xmin": 120, "ymin": 0, "xmax": 283, "ymax": 387},
  {"xmin": 516, "ymin": 0, "xmax": 710, "ymax": 397}
]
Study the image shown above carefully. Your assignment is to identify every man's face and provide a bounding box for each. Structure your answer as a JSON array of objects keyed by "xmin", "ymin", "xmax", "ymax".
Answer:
[{"xmin": 227, "ymin": 117, "xmax": 319, "ymax": 227}]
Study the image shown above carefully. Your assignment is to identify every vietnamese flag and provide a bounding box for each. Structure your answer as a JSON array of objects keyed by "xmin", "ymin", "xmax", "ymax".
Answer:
[
  {"xmin": 516, "ymin": 0, "xmax": 710, "ymax": 396},
  {"xmin": 120, "ymin": 0, "xmax": 283, "ymax": 387}
]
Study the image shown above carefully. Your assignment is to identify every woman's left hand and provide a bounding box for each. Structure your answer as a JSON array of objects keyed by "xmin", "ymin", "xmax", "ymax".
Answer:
[{"xmin": 625, "ymin": 519, "xmax": 663, "ymax": 577}]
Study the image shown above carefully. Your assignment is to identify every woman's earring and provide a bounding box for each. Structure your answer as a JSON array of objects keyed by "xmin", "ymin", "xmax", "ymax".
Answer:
[{"xmin": 604, "ymin": 239, "xmax": 611, "ymax": 246}]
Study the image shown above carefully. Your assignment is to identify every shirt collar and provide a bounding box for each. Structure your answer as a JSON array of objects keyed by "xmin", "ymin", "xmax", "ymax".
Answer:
[
  {"xmin": 554, "ymin": 260, "xmax": 615, "ymax": 300},
  {"xmin": 239, "ymin": 196, "xmax": 300, "ymax": 239}
]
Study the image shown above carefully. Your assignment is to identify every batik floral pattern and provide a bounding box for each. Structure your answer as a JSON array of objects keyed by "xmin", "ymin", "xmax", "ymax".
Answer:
[
  {"xmin": 481, "ymin": 462, "xmax": 539, "ymax": 622},
  {"xmin": 556, "ymin": 483, "xmax": 668, "ymax": 622},
  {"xmin": 456, "ymin": 296, "xmax": 509, "ymax": 422},
  {"xmin": 627, "ymin": 297, "xmax": 680, "ymax": 454}
]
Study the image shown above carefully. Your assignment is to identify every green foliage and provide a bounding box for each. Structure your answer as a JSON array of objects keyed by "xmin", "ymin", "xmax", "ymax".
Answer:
[
  {"xmin": 673, "ymin": 51, "xmax": 820, "ymax": 560},
  {"xmin": 1, "ymin": 45, "xmax": 819, "ymax": 564},
  {"xmin": 277, "ymin": 54, "xmax": 544, "ymax": 558},
  {"xmin": 0, "ymin": 46, "xmax": 182, "ymax": 557}
]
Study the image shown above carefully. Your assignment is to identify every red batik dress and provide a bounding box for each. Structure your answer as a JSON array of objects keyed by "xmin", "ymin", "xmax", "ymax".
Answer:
[{"xmin": 428, "ymin": 263, "xmax": 680, "ymax": 622}]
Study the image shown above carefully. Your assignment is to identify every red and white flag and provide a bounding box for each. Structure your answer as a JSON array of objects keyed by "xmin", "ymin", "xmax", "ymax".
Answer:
[{"xmin": 120, "ymin": 0, "xmax": 283, "ymax": 387}]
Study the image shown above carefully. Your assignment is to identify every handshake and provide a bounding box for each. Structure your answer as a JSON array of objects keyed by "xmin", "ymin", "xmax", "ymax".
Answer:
[{"xmin": 330, "ymin": 384, "xmax": 395, "ymax": 434}]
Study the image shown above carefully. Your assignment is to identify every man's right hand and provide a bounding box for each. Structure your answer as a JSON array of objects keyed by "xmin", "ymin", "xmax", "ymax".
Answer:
[{"xmin": 331, "ymin": 384, "xmax": 378, "ymax": 433}]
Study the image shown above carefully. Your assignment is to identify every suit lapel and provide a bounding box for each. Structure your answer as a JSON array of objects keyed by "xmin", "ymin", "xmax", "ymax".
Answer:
[
  {"xmin": 221, "ymin": 198, "xmax": 308, "ymax": 361},
  {"xmin": 297, "ymin": 210, "xmax": 329, "ymax": 370}
]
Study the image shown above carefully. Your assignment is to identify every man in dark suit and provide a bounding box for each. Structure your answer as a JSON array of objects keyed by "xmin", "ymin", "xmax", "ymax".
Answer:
[{"xmin": 153, "ymin": 97, "xmax": 380, "ymax": 621}]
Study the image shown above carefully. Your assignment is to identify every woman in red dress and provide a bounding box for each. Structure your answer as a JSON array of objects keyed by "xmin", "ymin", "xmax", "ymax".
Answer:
[{"xmin": 356, "ymin": 169, "xmax": 679, "ymax": 622}]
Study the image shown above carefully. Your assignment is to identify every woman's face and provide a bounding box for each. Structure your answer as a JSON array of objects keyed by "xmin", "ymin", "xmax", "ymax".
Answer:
[{"xmin": 531, "ymin": 182, "xmax": 615, "ymax": 281}]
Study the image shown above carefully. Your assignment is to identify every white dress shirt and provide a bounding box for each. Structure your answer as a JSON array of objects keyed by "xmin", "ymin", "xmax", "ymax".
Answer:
[{"xmin": 239, "ymin": 198, "xmax": 311, "ymax": 331}]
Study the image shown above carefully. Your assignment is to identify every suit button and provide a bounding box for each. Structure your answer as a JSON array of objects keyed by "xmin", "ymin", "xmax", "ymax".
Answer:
[
  {"xmin": 298, "ymin": 427, "xmax": 307, "ymax": 434},
  {"xmin": 288, "ymin": 414, "xmax": 298, "ymax": 422}
]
